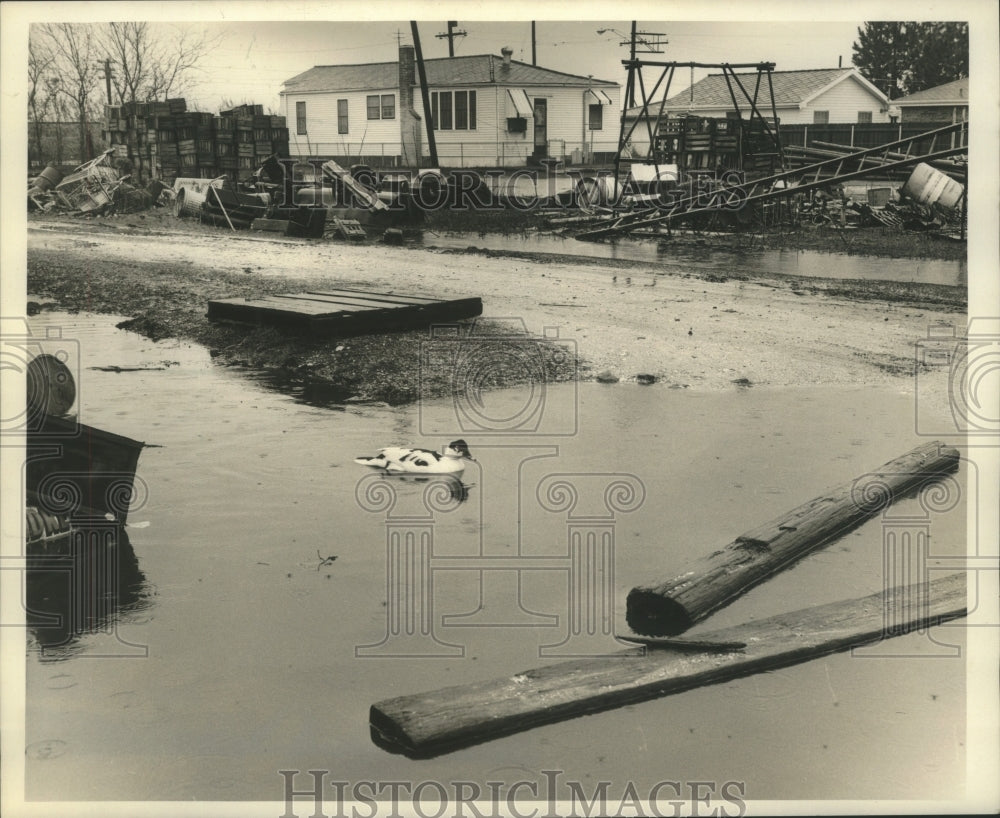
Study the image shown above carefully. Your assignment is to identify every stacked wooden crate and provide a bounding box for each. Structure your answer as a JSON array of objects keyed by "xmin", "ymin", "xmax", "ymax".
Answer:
[
  {"xmin": 103, "ymin": 99, "xmax": 289, "ymax": 185},
  {"xmin": 221, "ymin": 104, "xmax": 290, "ymax": 183}
]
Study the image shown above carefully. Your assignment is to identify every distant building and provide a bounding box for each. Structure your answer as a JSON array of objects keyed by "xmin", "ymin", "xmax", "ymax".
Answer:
[
  {"xmin": 280, "ymin": 46, "xmax": 620, "ymax": 168},
  {"xmin": 893, "ymin": 77, "xmax": 969, "ymax": 123},
  {"xmin": 623, "ymin": 67, "xmax": 890, "ymax": 156}
]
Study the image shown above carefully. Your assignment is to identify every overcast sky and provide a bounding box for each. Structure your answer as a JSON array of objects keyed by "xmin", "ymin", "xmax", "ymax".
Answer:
[
  {"xmin": 7, "ymin": 1, "xmax": 905, "ymax": 116},
  {"xmin": 173, "ymin": 19, "xmax": 865, "ymax": 114}
]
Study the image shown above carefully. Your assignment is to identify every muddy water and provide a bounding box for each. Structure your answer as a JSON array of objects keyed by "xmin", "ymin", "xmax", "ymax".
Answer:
[
  {"xmin": 422, "ymin": 231, "xmax": 966, "ymax": 287},
  {"xmin": 22, "ymin": 312, "xmax": 967, "ymax": 805}
]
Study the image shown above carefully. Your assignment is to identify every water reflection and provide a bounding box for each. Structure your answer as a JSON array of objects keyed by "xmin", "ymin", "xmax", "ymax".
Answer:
[
  {"xmin": 241, "ymin": 367, "xmax": 356, "ymax": 409},
  {"xmin": 367, "ymin": 471, "xmax": 473, "ymax": 505},
  {"xmin": 26, "ymin": 524, "xmax": 150, "ymax": 660}
]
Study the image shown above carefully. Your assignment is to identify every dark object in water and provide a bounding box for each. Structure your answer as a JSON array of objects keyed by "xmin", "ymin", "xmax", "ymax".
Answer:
[{"xmin": 27, "ymin": 413, "xmax": 145, "ymax": 524}]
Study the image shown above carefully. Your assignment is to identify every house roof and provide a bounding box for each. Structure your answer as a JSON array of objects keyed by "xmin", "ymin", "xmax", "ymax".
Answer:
[
  {"xmin": 894, "ymin": 77, "xmax": 969, "ymax": 106},
  {"xmin": 283, "ymin": 54, "xmax": 618, "ymax": 94},
  {"xmin": 624, "ymin": 67, "xmax": 886, "ymax": 116}
]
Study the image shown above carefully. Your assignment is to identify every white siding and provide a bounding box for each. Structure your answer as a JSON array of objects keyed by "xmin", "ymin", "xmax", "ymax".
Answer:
[
  {"xmin": 802, "ymin": 76, "xmax": 890, "ymax": 124},
  {"xmin": 283, "ymin": 81, "xmax": 621, "ymax": 167},
  {"xmin": 283, "ymin": 88, "xmax": 402, "ymax": 158}
]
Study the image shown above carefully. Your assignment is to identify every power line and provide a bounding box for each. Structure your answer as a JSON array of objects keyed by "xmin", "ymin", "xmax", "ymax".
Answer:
[{"xmin": 435, "ymin": 21, "xmax": 467, "ymax": 57}]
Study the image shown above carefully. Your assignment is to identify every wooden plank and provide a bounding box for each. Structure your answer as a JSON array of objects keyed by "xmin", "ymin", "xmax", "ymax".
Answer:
[
  {"xmin": 307, "ymin": 289, "xmax": 443, "ymax": 305},
  {"xmin": 626, "ymin": 441, "xmax": 961, "ymax": 636},
  {"xmin": 369, "ymin": 572, "xmax": 967, "ymax": 758},
  {"xmin": 206, "ymin": 291, "xmax": 483, "ymax": 337},
  {"xmin": 274, "ymin": 292, "xmax": 441, "ymax": 310}
]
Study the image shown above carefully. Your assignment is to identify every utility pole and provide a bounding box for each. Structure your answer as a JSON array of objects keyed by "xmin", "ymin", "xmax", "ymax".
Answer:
[
  {"xmin": 99, "ymin": 58, "xmax": 115, "ymax": 106},
  {"xmin": 435, "ymin": 21, "xmax": 466, "ymax": 57},
  {"xmin": 598, "ymin": 23, "xmax": 667, "ymax": 108},
  {"xmin": 411, "ymin": 22, "xmax": 438, "ymax": 167},
  {"xmin": 531, "ymin": 22, "xmax": 536, "ymax": 65}
]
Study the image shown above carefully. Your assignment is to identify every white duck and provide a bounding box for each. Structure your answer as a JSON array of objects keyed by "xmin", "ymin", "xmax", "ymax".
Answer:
[{"xmin": 353, "ymin": 439, "xmax": 473, "ymax": 474}]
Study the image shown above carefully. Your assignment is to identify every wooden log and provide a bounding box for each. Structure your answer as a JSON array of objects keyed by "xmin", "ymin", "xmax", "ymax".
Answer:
[
  {"xmin": 370, "ymin": 572, "xmax": 966, "ymax": 758},
  {"xmin": 626, "ymin": 441, "xmax": 960, "ymax": 636}
]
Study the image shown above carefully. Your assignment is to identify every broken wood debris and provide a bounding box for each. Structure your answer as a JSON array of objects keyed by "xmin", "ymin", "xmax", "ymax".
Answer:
[
  {"xmin": 369, "ymin": 572, "xmax": 966, "ymax": 757},
  {"xmin": 626, "ymin": 440, "xmax": 960, "ymax": 636}
]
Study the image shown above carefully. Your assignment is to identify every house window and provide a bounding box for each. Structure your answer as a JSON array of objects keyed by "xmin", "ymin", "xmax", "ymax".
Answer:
[
  {"xmin": 366, "ymin": 94, "xmax": 395, "ymax": 120},
  {"xmin": 431, "ymin": 90, "xmax": 477, "ymax": 130},
  {"xmin": 337, "ymin": 99, "xmax": 348, "ymax": 134},
  {"xmin": 813, "ymin": 110, "xmax": 829, "ymax": 124},
  {"xmin": 296, "ymin": 101, "xmax": 307, "ymax": 134},
  {"xmin": 857, "ymin": 111, "xmax": 872, "ymax": 123},
  {"xmin": 588, "ymin": 103, "xmax": 603, "ymax": 131}
]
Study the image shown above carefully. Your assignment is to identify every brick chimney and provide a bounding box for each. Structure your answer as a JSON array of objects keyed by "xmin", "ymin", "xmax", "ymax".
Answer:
[
  {"xmin": 501, "ymin": 47, "xmax": 513, "ymax": 67},
  {"xmin": 398, "ymin": 44, "xmax": 422, "ymax": 168}
]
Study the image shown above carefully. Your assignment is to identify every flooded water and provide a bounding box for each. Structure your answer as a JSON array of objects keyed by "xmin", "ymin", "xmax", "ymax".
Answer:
[
  {"xmin": 422, "ymin": 231, "xmax": 967, "ymax": 287},
  {"xmin": 21, "ymin": 312, "xmax": 968, "ymax": 807}
]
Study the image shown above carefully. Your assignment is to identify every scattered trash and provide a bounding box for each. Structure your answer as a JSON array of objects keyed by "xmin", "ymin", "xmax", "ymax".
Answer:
[{"xmin": 332, "ymin": 218, "xmax": 366, "ymax": 240}]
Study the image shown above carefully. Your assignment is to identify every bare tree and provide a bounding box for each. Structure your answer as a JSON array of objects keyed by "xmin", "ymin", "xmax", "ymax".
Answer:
[
  {"xmin": 28, "ymin": 33, "xmax": 55, "ymax": 166},
  {"xmin": 40, "ymin": 23, "xmax": 101, "ymax": 162},
  {"xmin": 100, "ymin": 22, "xmax": 223, "ymax": 105}
]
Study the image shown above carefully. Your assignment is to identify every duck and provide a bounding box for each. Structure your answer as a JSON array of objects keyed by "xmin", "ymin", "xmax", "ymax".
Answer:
[{"xmin": 353, "ymin": 439, "xmax": 474, "ymax": 474}]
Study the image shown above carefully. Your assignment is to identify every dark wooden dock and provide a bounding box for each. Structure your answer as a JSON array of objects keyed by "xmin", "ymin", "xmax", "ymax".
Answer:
[{"xmin": 207, "ymin": 288, "xmax": 483, "ymax": 337}]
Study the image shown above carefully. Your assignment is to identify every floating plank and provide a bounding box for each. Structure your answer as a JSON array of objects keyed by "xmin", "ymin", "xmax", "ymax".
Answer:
[
  {"xmin": 207, "ymin": 288, "xmax": 482, "ymax": 338},
  {"xmin": 369, "ymin": 572, "xmax": 966, "ymax": 758},
  {"xmin": 626, "ymin": 441, "xmax": 961, "ymax": 636}
]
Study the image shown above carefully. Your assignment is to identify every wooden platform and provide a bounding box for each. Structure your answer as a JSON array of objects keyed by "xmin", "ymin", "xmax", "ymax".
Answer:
[{"xmin": 207, "ymin": 288, "xmax": 483, "ymax": 337}]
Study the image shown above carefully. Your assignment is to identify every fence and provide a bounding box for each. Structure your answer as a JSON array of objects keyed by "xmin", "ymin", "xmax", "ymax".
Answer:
[
  {"xmin": 778, "ymin": 121, "xmax": 969, "ymax": 151},
  {"xmin": 286, "ymin": 139, "xmax": 619, "ymax": 169}
]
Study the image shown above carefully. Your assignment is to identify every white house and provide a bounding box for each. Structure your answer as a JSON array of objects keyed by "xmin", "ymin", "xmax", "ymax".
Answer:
[
  {"xmin": 280, "ymin": 46, "xmax": 620, "ymax": 168},
  {"xmin": 624, "ymin": 68, "xmax": 890, "ymax": 156}
]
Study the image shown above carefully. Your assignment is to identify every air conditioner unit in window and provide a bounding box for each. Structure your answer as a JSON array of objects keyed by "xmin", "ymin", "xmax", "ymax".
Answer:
[{"xmin": 507, "ymin": 116, "xmax": 527, "ymax": 133}]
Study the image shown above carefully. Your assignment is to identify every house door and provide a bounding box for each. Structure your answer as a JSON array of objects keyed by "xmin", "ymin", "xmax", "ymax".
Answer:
[{"xmin": 533, "ymin": 98, "xmax": 547, "ymax": 157}]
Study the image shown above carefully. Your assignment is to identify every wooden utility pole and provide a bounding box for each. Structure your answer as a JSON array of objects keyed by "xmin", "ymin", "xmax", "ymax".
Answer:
[
  {"xmin": 410, "ymin": 22, "xmax": 438, "ymax": 168},
  {"xmin": 628, "ymin": 21, "xmax": 637, "ymax": 108},
  {"xmin": 99, "ymin": 58, "xmax": 115, "ymax": 106},
  {"xmin": 531, "ymin": 21, "xmax": 536, "ymax": 65},
  {"xmin": 435, "ymin": 21, "xmax": 466, "ymax": 57}
]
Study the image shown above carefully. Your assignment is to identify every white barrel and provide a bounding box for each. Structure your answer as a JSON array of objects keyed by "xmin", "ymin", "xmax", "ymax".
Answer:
[{"xmin": 903, "ymin": 163, "xmax": 964, "ymax": 210}]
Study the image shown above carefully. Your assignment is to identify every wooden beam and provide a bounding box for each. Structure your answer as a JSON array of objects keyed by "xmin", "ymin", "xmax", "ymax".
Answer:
[
  {"xmin": 369, "ymin": 572, "xmax": 966, "ymax": 758},
  {"xmin": 627, "ymin": 441, "xmax": 960, "ymax": 635}
]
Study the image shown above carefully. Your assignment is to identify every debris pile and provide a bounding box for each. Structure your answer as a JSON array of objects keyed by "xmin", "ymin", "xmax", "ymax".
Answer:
[{"xmin": 27, "ymin": 149, "xmax": 167, "ymax": 216}]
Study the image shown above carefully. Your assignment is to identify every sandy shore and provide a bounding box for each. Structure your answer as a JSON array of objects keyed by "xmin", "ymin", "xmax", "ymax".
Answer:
[{"xmin": 25, "ymin": 216, "xmax": 965, "ymax": 417}]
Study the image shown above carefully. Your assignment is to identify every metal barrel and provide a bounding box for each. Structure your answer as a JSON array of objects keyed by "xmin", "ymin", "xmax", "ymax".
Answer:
[
  {"xmin": 173, "ymin": 186, "xmax": 207, "ymax": 218},
  {"xmin": 32, "ymin": 164, "xmax": 65, "ymax": 192}
]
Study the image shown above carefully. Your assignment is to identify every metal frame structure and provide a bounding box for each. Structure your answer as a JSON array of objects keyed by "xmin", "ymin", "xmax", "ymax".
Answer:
[
  {"xmin": 581, "ymin": 120, "xmax": 968, "ymax": 240},
  {"xmin": 615, "ymin": 60, "xmax": 785, "ymax": 182}
]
